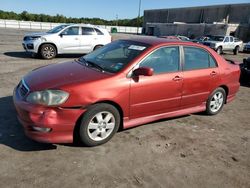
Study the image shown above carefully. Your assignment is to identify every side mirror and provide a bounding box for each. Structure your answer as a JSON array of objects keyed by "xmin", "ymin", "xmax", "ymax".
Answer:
[
  {"xmin": 133, "ymin": 67, "xmax": 153, "ymax": 76},
  {"xmin": 59, "ymin": 33, "xmax": 64, "ymax": 38}
]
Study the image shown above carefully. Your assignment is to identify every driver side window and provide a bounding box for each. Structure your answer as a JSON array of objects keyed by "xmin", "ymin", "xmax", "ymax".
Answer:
[
  {"xmin": 139, "ymin": 46, "xmax": 180, "ymax": 74},
  {"xmin": 61, "ymin": 27, "xmax": 79, "ymax": 35},
  {"xmin": 224, "ymin": 37, "xmax": 229, "ymax": 43}
]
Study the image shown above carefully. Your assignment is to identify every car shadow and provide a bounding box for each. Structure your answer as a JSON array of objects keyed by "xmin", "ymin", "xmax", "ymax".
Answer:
[
  {"xmin": 0, "ymin": 96, "xmax": 57, "ymax": 152},
  {"xmin": 4, "ymin": 51, "xmax": 33, "ymax": 58},
  {"xmin": 240, "ymin": 82, "xmax": 250, "ymax": 87},
  {"xmin": 4, "ymin": 52, "xmax": 85, "ymax": 59}
]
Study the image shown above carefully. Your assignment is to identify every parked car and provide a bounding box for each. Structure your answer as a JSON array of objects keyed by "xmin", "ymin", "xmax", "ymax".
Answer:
[
  {"xmin": 192, "ymin": 36, "xmax": 210, "ymax": 43},
  {"xmin": 202, "ymin": 35, "xmax": 243, "ymax": 55},
  {"xmin": 22, "ymin": 24, "xmax": 112, "ymax": 59},
  {"xmin": 14, "ymin": 38, "xmax": 240, "ymax": 146},
  {"xmin": 176, "ymin": 35, "xmax": 190, "ymax": 41},
  {"xmin": 240, "ymin": 57, "xmax": 250, "ymax": 84},
  {"xmin": 159, "ymin": 35, "xmax": 190, "ymax": 41},
  {"xmin": 159, "ymin": 36, "xmax": 180, "ymax": 40},
  {"xmin": 243, "ymin": 42, "xmax": 250, "ymax": 53}
]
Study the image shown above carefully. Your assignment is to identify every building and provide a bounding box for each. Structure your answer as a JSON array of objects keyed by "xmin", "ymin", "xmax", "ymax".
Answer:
[{"xmin": 143, "ymin": 3, "xmax": 250, "ymax": 42}]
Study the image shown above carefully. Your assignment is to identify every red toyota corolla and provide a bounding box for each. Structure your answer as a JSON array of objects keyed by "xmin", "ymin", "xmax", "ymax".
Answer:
[{"xmin": 13, "ymin": 38, "xmax": 240, "ymax": 146}]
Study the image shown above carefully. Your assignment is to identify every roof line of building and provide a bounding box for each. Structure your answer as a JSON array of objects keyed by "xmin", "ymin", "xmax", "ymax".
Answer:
[{"xmin": 144, "ymin": 3, "xmax": 250, "ymax": 12}]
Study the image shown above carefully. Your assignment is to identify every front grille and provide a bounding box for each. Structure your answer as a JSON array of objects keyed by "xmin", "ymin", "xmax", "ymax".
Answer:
[{"xmin": 18, "ymin": 79, "xmax": 30, "ymax": 98}]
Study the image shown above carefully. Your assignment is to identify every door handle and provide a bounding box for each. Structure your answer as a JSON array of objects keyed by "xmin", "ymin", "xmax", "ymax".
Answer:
[
  {"xmin": 210, "ymin": 71, "xmax": 217, "ymax": 76},
  {"xmin": 172, "ymin": 76, "xmax": 182, "ymax": 81},
  {"xmin": 75, "ymin": 38, "xmax": 79, "ymax": 40}
]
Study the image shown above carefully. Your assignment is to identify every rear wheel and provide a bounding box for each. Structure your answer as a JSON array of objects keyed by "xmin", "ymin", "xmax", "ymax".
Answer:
[
  {"xmin": 40, "ymin": 44, "xmax": 57, "ymax": 59},
  {"xmin": 216, "ymin": 46, "xmax": 222, "ymax": 55},
  {"xmin": 205, "ymin": 87, "xmax": 226, "ymax": 115},
  {"xmin": 79, "ymin": 103, "xmax": 120, "ymax": 146},
  {"xmin": 94, "ymin": 45, "xmax": 103, "ymax": 51},
  {"xmin": 233, "ymin": 46, "xmax": 239, "ymax": 55}
]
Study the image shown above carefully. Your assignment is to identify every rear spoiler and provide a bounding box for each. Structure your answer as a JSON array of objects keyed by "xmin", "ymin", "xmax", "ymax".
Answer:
[{"xmin": 225, "ymin": 59, "xmax": 241, "ymax": 65}]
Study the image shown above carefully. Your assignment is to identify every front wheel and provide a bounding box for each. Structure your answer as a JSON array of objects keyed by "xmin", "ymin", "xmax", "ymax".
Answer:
[
  {"xmin": 79, "ymin": 103, "xmax": 120, "ymax": 146},
  {"xmin": 205, "ymin": 88, "xmax": 226, "ymax": 115},
  {"xmin": 40, "ymin": 44, "xmax": 57, "ymax": 59}
]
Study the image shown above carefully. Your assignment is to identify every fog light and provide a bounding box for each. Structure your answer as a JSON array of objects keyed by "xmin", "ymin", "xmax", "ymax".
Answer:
[{"xmin": 32, "ymin": 126, "xmax": 51, "ymax": 133}]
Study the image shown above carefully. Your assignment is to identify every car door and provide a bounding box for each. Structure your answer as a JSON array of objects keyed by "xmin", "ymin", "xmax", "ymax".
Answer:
[
  {"xmin": 229, "ymin": 36, "xmax": 235, "ymax": 49},
  {"xmin": 130, "ymin": 46, "xmax": 183, "ymax": 119},
  {"xmin": 78, "ymin": 27, "xmax": 97, "ymax": 53},
  {"xmin": 58, "ymin": 26, "xmax": 81, "ymax": 53},
  {"xmin": 181, "ymin": 46, "xmax": 220, "ymax": 108},
  {"xmin": 223, "ymin": 37, "xmax": 230, "ymax": 50}
]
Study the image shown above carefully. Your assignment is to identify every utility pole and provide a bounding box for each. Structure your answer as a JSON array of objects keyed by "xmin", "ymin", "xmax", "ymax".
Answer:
[
  {"xmin": 116, "ymin": 14, "xmax": 118, "ymax": 26},
  {"xmin": 137, "ymin": 0, "xmax": 141, "ymax": 35}
]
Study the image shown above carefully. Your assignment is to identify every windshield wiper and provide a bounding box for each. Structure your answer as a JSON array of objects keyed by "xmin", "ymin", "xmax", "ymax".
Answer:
[{"xmin": 78, "ymin": 57, "xmax": 105, "ymax": 72}]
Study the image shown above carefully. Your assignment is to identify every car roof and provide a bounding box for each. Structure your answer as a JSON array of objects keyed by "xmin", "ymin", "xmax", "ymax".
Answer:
[
  {"xmin": 66, "ymin": 23, "xmax": 99, "ymax": 28},
  {"xmin": 124, "ymin": 36, "xmax": 198, "ymax": 47}
]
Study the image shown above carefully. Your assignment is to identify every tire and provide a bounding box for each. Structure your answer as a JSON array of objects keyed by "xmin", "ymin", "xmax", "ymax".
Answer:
[
  {"xmin": 205, "ymin": 87, "xmax": 226, "ymax": 115},
  {"xmin": 79, "ymin": 103, "xmax": 120, "ymax": 146},
  {"xmin": 216, "ymin": 46, "xmax": 222, "ymax": 55},
  {"xmin": 233, "ymin": 46, "xmax": 239, "ymax": 55},
  {"xmin": 94, "ymin": 45, "xmax": 103, "ymax": 51},
  {"xmin": 40, "ymin": 44, "xmax": 57, "ymax": 59}
]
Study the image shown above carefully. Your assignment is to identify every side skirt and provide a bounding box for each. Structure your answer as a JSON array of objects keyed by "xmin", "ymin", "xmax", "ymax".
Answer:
[{"xmin": 123, "ymin": 103, "xmax": 206, "ymax": 129}]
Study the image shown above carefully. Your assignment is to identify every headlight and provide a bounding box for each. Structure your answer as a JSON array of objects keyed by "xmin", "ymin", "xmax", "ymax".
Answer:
[
  {"xmin": 26, "ymin": 90, "xmax": 69, "ymax": 106},
  {"xmin": 40, "ymin": 37, "xmax": 47, "ymax": 42},
  {"xmin": 30, "ymin": 36, "xmax": 41, "ymax": 40}
]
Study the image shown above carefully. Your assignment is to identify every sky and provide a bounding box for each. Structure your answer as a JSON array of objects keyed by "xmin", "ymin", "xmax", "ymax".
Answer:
[{"xmin": 0, "ymin": 0, "xmax": 249, "ymax": 20}]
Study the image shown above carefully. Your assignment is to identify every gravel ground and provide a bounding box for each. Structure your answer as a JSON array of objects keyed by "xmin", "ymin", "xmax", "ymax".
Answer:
[{"xmin": 0, "ymin": 28, "xmax": 249, "ymax": 188}]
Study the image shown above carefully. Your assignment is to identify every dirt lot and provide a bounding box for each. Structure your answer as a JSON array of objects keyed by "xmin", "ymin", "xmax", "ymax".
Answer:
[{"xmin": 0, "ymin": 28, "xmax": 249, "ymax": 188}]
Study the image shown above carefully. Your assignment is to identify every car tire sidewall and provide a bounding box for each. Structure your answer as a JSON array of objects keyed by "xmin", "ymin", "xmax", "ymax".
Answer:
[
  {"xmin": 216, "ymin": 47, "xmax": 222, "ymax": 55},
  {"xmin": 79, "ymin": 103, "xmax": 120, "ymax": 147},
  {"xmin": 94, "ymin": 45, "xmax": 103, "ymax": 51},
  {"xmin": 206, "ymin": 88, "xmax": 226, "ymax": 115},
  {"xmin": 234, "ymin": 46, "xmax": 239, "ymax": 55},
  {"xmin": 40, "ymin": 44, "xmax": 57, "ymax": 59}
]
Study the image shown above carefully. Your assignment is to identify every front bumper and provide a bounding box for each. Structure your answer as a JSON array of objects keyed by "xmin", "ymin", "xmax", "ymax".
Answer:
[
  {"xmin": 22, "ymin": 39, "xmax": 41, "ymax": 53},
  {"xmin": 13, "ymin": 87, "xmax": 85, "ymax": 143}
]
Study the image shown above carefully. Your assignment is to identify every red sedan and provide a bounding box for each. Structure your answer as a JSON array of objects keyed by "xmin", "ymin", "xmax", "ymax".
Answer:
[{"xmin": 13, "ymin": 38, "xmax": 240, "ymax": 146}]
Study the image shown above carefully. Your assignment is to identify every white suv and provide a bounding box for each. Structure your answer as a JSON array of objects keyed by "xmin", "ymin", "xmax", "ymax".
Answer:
[{"xmin": 22, "ymin": 24, "xmax": 112, "ymax": 59}]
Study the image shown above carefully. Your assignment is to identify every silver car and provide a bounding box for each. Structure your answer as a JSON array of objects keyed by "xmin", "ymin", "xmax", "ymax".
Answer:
[{"xmin": 22, "ymin": 24, "xmax": 112, "ymax": 59}]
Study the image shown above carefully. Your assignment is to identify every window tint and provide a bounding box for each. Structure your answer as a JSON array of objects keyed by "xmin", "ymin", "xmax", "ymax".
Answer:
[
  {"xmin": 139, "ymin": 47, "xmax": 180, "ymax": 74},
  {"xmin": 209, "ymin": 55, "xmax": 217, "ymax": 68},
  {"xmin": 62, "ymin": 27, "xmax": 79, "ymax": 35},
  {"xmin": 82, "ymin": 27, "xmax": 95, "ymax": 35},
  {"xmin": 94, "ymin": 28, "xmax": 104, "ymax": 35},
  {"xmin": 224, "ymin": 37, "xmax": 229, "ymax": 42},
  {"xmin": 184, "ymin": 47, "xmax": 210, "ymax": 70},
  {"xmin": 230, "ymin": 37, "xmax": 234, "ymax": 42}
]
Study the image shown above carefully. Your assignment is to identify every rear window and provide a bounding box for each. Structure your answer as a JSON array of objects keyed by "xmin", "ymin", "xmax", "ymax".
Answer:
[
  {"xmin": 184, "ymin": 47, "xmax": 217, "ymax": 70},
  {"xmin": 82, "ymin": 27, "xmax": 95, "ymax": 35},
  {"xmin": 94, "ymin": 28, "xmax": 104, "ymax": 35}
]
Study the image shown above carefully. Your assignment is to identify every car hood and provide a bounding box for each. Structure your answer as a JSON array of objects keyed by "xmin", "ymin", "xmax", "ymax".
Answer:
[
  {"xmin": 24, "ymin": 60, "xmax": 111, "ymax": 91},
  {"xmin": 25, "ymin": 32, "xmax": 48, "ymax": 37}
]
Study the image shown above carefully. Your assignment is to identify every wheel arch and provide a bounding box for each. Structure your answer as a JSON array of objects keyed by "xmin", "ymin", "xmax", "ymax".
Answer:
[
  {"xmin": 38, "ymin": 42, "xmax": 58, "ymax": 54},
  {"xmin": 73, "ymin": 100, "xmax": 124, "ymax": 143},
  {"xmin": 218, "ymin": 85, "xmax": 229, "ymax": 103}
]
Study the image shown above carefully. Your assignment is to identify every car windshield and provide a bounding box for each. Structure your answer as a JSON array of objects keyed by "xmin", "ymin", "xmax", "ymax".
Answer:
[
  {"xmin": 79, "ymin": 40, "xmax": 150, "ymax": 73},
  {"xmin": 209, "ymin": 36, "xmax": 224, "ymax": 41},
  {"xmin": 47, "ymin": 25, "xmax": 69, "ymax": 34}
]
